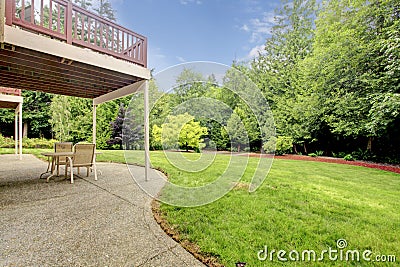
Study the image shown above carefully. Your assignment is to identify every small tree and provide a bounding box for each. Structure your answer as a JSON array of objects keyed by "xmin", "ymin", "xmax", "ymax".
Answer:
[
  {"xmin": 226, "ymin": 112, "xmax": 248, "ymax": 152},
  {"xmin": 156, "ymin": 113, "xmax": 208, "ymax": 152},
  {"xmin": 107, "ymin": 103, "xmax": 125, "ymax": 149},
  {"xmin": 263, "ymin": 136, "xmax": 293, "ymax": 155},
  {"xmin": 151, "ymin": 124, "xmax": 162, "ymax": 150}
]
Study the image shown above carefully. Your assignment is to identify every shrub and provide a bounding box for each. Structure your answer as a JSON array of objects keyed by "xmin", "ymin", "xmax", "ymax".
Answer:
[
  {"xmin": 22, "ymin": 138, "xmax": 56, "ymax": 149},
  {"xmin": 382, "ymin": 156, "xmax": 400, "ymax": 164},
  {"xmin": 0, "ymin": 134, "xmax": 15, "ymax": 148},
  {"xmin": 0, "ymin": 134, "xmax": 57, "ymax": 149},
  {"xmin": 344, "ymin": 154, "xmax": 355, "ymax": 161},
  {"xmin": 263, "ymin": 137, "xmax": 276, "ymax": 154},
  {"xmin": 229, "ymin": 146, "xmax": 238, "ymax": 152},
  {"xmin": 333, "ymin": 152, "xmax": 347, "ymax": 158},
  {"xmin": 276, "ymin": 136, "xmax": 294, "ymax": 155},
  {"xmin": 263, "ymin": 136, "xmax": 293, "ymax": 155},
  {"xmin": 351, "ymin": 148, "xmax": 375, "ymax": 161},
  {"xmin": 309, "ymin": 151, "xmax": 323, "ymax": 157}
]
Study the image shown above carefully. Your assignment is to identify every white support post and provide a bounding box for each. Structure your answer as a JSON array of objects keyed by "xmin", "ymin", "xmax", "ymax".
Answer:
[
  {"xmin": 14, "ymin": 107, "xmax": 17, "ymax": 156},
  {"xmin": 18, "ymin": 103, "xmax": 22, "ymax": 160},
  {"xmin": 93, "ymin": 102, "xmax": 97, "ymax": 181},
  {"xmin": 0, "ymin": 0, "xmax": 5, "ymax": 43},
  {"xmin": 144, "ymin": 80, "xmax": 150, "ymax": 182},
  {"xmin": 93, "ymin": 102, "xmax": 97, "ymax": 145}
]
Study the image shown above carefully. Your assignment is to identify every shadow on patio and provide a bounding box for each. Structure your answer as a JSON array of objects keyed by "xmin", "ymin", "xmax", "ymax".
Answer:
[{"xmin": 0, "ymin": 154, "xmax": 204, "ymax": 266}]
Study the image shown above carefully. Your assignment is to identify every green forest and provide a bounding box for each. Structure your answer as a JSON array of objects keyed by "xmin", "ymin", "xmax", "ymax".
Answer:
[{"xmin": 0, "ymin": 0, "xmax": 399, "ymax": 163}]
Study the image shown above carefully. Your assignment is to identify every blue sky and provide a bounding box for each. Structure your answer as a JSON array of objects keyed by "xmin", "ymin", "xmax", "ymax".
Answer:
[{"xmin": 109, "ymin": 0, "xmax": 281, "ymax": 72}]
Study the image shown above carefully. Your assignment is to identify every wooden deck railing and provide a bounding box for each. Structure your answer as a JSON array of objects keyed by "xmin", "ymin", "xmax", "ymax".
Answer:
[
  {"xmin": 0, "ymin": 87, "xmax": 21, "ymax": 96},
  {"xmin": 4, "ymin": 0, "xmax": 147, "ymax": 67}
]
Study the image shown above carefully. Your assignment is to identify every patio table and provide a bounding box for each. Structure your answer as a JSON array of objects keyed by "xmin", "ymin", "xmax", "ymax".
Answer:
[
  {"xmin": 40, "ymin": 152, "xmax": 74, "ymax": 182},
  {"xmin": 40, "ymin": 151, "xmax": 102, "ymax": 182}
]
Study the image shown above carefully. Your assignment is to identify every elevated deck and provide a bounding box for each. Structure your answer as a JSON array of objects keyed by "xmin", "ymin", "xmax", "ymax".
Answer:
[
  {"xmin": 0, "ymin": 87, "xmax": 22, "ymax": 109},
  {"xmin": 0, "ymin": 0, "xmax": 150, "ymax": 99}
]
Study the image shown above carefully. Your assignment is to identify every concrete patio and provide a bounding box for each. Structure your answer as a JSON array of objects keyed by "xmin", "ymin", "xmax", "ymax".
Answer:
[{"xmin": 0, "ymin": 154, "xmax": 204, "ymax": 266}]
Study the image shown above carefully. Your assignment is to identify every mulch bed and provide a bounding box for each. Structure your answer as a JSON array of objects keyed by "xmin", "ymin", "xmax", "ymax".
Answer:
[
  {"xmin": 273, "ymin": 154, "xmax": 400, "ymax": 174},
  {"xmin": 216, "ymin": 151, "xmax": 400, "ymax": 174}
]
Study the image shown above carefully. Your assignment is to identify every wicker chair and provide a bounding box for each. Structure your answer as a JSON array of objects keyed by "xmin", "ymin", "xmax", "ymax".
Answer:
[
  {"xmin": 65, "ymin": 143, "xmax": 97, "ymax": 184},
  {"xmin": 54, "ymin": 142, "xmax": 73, "ymax": 176}
]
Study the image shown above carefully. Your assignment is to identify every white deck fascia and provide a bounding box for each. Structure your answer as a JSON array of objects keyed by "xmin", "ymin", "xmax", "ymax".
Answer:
[
  {"xmin": 2, "ymin": 25, "xmax": 151, "ymax": 80},
  {"xmin": 0, "ymin": 94, "xmax": 23, "ymax": 106}
]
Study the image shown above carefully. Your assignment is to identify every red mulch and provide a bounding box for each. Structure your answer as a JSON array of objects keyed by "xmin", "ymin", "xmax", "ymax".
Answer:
[{"xmin": 273, "ymin": 154, "xmax": 400, "ymax": 174}]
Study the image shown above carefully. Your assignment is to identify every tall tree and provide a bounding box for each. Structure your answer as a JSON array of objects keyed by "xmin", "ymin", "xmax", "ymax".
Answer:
[
  {"xmin": 223, "ymin": 64, "xmax": 264, "ymax": 150},
  {"xmin": 74, "ymin": 0, "xmax": 93, "ymax": 10},
  {"xmin": 226, "ymin": 111, "xmax": 248, "ymax": 152},
  {"xmin": 0, "ymin": 91, "xmax": 52, "ymax": 138},
  {"xmin": 49, "ymin": 95, "xmax": 72, "ymax": 141},
  {"xmin": 252, "ymin": 0, "xmax": 317, "ymax": 101},
  {"xmin": 22, "ymin": 91, "xmax": 53, "ymax": 138},
  {"xmin": 251, "ymin": 0, "xmax": 318, "ymax": 153},
  {"xmin": 175, "ymin": 68, "xmax": 207, "ymax": 103},
  {"xmin": 49, "ymin": 96, "xmax": 92, "ymax": 143},
  {"xmin": 96, "ymin": 100, "xmax": 119, "ymax": 149},
  {"xmin": 305, "ymin": 0, "xmax": 400, "ymax": 152},
  {"xmin": 94, "ymin": 0, "xmax": 116, "ymax": 21}
]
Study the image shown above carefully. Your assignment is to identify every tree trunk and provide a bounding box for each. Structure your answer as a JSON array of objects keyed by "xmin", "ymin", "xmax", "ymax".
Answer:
[
  {"xmin": 367, "ymin": 137, "xmax": 373, "ymax": 152},
  {"xmin": 303, "ymin": 143, "xmax": 308, "ymax": 155},
  {"xmin": 23, "ymin": 122, "xmax": 28, "ymax": 138},
  {"xmin": 293, "ymin": 144, "xmax": 298, "ymax": 154},
  {"xmin": 238, "ymin": 144, "xmax": 241, "ymax": 152}
]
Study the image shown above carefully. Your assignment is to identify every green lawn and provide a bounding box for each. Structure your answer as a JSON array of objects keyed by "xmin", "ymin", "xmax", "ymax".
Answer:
[
  {"xmin": 153, "ymin": 153, "xmax": 399, "ymax": 266},
  {"xmin": 2, "ymin": 149, "xmax": 399, "ymax": 266}
]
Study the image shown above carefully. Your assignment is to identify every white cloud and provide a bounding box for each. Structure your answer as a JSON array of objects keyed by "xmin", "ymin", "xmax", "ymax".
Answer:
[
  {"xmin": 249, "ymin": 45, "xmax": 266, "ymax": 58},
  {"xmin": 241, "ymin": 24, "xmax": 250, "ymax": 32},
  {"xmin": 176, "ymin": 56, "xmax": 186, "ymax": 63},
  {"xmin": 241, "ymin": 45, "xmax": 266, "ymax": 62},
  {"xmin": 241, "ymin": 11, "xmax": 276, "ymax": 44}
]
